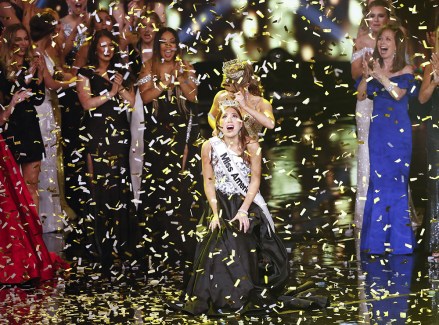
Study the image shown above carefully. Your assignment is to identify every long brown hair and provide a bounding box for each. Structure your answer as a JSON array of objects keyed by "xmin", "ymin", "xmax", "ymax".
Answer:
[
  {"xmin": 0, "ymin": 24, "xmax": 33, "ymax": 81},
  {"xmin": 136, "ymin": 10, "xmax": 162, "ymax": 54},
  {"xmin": 372, "ymin": 24, "xmax": 407, "ymax": 72},
  {"xmin": 214, "ymin": 105, "xmax": 250, "ymax": 163}
]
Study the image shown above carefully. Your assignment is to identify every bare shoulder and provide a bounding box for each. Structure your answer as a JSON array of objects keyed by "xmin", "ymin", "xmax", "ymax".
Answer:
[
  {"xmin": 259, "ymin": 97, "xmax": 272, "ymax": 109},
  {"xmin": 246, "ymin": 138, "xmax": 260, "ymax": 152},
  {"xmin": 201, "ymin": 139, "xmax": 212, "ymax": 156},
  {"xmin": 139, "ymin": 60, "xmax": 153, "ymax": 77},
  {"xmin": 215, "ymin": 90, "xmax": 228, "ymax": 101},
  {"xmin": 402, "ymin": 65, "xmax": 414, "ymax": 74}
]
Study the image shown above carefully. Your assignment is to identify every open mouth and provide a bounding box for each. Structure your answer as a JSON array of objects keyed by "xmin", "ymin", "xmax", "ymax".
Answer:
[
  {"xmin": 379, "ymin": 46, "xmax": 388, "ymax": 55},
  {"xmin": 226, "ymin": 125, "xmax": 234, "ymax": 131}
]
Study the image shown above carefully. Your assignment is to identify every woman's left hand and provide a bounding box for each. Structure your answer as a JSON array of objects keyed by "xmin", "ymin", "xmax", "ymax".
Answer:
[{"xmin": 230, "ymin": 210, "xmax": 250, "ymax": 233}]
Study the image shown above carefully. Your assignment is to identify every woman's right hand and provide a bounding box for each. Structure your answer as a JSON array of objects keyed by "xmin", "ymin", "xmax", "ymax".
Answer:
[
  {"xmin": 11, "ymin": 88, "xmax": 31, "ymax": 106},
  {"xmin": 209, "ymin": 215, "xmax": 221, "ymax": 232}
]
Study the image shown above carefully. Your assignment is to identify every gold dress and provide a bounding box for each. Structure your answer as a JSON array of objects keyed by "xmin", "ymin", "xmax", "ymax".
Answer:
[{"xmin": 243, "ymin": 113, "xmax": 262, "ymax": 139}]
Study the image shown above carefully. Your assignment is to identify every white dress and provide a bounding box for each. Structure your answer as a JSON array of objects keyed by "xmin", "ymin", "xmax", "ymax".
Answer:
[
  {"xmin": 352, "ymin": 47, "xmax": 374, "ymax": 230},
  {"xmin": 129, "ymin": 75, "xmax": 150, "ymax": 206},
  {"xmin": 35, "ymin": 54, "xmax": 64, "ymax": 233}
]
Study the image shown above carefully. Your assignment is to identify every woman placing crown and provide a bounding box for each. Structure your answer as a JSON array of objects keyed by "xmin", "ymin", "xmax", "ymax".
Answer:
[{"xmin": 208, "ymin": 59, "xmax": 275, "ymax": 139}]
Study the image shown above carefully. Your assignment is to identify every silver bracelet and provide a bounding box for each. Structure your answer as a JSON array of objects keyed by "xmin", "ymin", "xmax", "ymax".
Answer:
[
  {"xmin": 386, "ymin": 83, "xmax": 395, "ymax": 92},
  {"xmin": 238, "ymin": 209, "xmax": 248, "ymax": 215}
]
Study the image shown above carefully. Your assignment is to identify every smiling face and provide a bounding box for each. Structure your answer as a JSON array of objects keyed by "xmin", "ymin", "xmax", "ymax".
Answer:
[
  {"xmin": 96, "ymin": 35, "xmax": 115, "ymax": 63},
  {"xmin": 159, "ymin": 31, "xmax": 177, "ymax": 61},
  {"xmin": 13, "ymin": 28, "xmax": 30, "ymax": 57},
  {"xmin": 139, "ymin": 17, "xmax": 159, "ymax": 45},
  {"xmin": 377, "ymin": 28, "xmax": 396, "ymax": 59},
  {"xmin": 367, "ymin": 5, "xmax": 389, "ymax": 34},
  {"xmin": 219, "ymin": 106, "xmax": 243, "ymax": 137},
  {"xmin": 66, "ymin": 0, "xmax": 87, "ymax": 16}
]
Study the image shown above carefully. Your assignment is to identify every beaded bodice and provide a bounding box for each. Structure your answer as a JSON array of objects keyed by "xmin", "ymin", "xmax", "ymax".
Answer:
[{"xmin": 211, "ymin": 147, "xmax": 250, "ymax": 195}]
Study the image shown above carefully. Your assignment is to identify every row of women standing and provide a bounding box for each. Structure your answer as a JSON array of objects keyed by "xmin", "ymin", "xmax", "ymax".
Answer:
[
  {"xmin": 352, "ymin": 0, "xmax": 439, "ymax": 256},
  {"xmin": 72, "ymin": 19, "xmax": 200, "ymax": 272},
  {"xmin": 0, "ymin": 2, "xmax": 330, "ymax": 315},
  {"xmin": 0, "ymin": 1, "xmax": 200, "ymax": 278}
]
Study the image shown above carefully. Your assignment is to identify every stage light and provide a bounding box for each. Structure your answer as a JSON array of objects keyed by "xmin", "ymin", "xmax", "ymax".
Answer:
[
  {"xmin": 268, "ymin": 0, "xmax": 301, "ymax": 12},
  {"xmin": 232, "ymin": 0, "xmax": 248, "ymax": 9},
  {"xmin": 301, "ymin": 44, "xmax": 315, "ymax": 61},
  {"xmin": 242, "ymin": 11, "xmax": 259, "ymax": 38},
  {"xmin": 348, "ymin": 0, "xmax": 364, "ymax": 27},
  {"xmin": 166, "ymin": 10, "xmax": 181, "ymax": 30}
]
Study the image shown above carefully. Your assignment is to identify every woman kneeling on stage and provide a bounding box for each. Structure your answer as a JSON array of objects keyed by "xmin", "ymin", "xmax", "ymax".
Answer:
[{"xmin": 170, "ymin": 101, "xmax": 328, "ymax": 316}]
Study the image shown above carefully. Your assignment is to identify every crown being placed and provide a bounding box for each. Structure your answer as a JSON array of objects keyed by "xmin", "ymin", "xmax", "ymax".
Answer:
[
  {"xmin": 219, "ymin": 99, "xmax": 239, "ymax": 108},
  {"xmin": 222, "ymin": 59, "xmax": 246, "ymax": 79}
]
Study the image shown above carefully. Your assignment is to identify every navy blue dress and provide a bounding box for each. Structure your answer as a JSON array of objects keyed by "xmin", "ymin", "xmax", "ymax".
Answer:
[{"xmin": 360, "ymin": 73, "xmax": 417, "ymax": 255}]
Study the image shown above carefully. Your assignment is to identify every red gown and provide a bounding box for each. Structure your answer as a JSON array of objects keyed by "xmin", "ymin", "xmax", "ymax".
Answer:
[{"xmin": 0, "ymin": 135, "xmax": 54, "ymax": 284}]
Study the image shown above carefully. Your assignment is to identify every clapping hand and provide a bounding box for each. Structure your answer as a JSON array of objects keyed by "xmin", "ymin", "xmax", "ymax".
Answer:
[
  {"xmin": 11, "ymin": 88, "xmax": 31, "ymax": 106},
  {"xmin": 369, "ymin": 59, "xmax": 386, "ymax": 83},
  {"xmin": 361, "ymin": 55, "xmax": 371, "ymax": 79},
  {"xmin": 110, "ymin": 72, "xmax": 123, "ymax": 96}
]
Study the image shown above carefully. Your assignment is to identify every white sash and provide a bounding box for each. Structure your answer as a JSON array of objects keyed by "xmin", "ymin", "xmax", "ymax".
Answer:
[{"xmin": 209, "ymin": 136, "xmax": 275, "ymax": 234}]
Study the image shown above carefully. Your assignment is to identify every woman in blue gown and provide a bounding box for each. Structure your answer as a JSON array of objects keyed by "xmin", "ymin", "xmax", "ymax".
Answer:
[{"xmin": 356, "ymin": 24, "xmax": 417, "ymax": 255}]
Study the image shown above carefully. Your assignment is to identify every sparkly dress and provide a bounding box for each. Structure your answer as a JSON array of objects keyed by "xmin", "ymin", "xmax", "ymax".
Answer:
[
  {"xmin": 360, "ymin": 74, "xmax": 417, "ymax": 255},
  {"xmin": 426, "ymin": 87, "xmax": 439, "ymax": 253},
  {"xmin": 35, "ymin": 53, "xmax": 70, "ymax": 233},
  {"xmin": 243, "ymin": 111, "xmax": 263, "ymax": 139},
  {"xmin": 0, "ymin": 135, "xmax": 54, "ymax": 284},
  {"xmin": 352, "ymin": 47, "xmax": 374, "ymax": 230},
  {"xmin": 129, "ymin": 75, "xmax": 149, "ymax": 205}
]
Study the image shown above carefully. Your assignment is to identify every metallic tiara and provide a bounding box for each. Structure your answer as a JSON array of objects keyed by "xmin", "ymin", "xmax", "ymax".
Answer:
[
  {"xmin": 219, "ymin": 99, "xmax": 239, "ymax": 107},
  {"xmin": 222, "ymin": 59, "xmax": 246, "ymax": 79}
]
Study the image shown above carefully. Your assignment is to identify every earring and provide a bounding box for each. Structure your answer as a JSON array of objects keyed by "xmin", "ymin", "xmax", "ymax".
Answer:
[{"xmin": 218, "ymin": 131, "xmax": 224, "ymax": 138}]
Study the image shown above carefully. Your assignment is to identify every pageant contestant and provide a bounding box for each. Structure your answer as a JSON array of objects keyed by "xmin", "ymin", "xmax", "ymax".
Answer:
[
  {"xmin": 356, "ymin": 24, "xmax": 416, "ymax": 255},
  {"xmin": 0, "ymin": 91, "xmax": 63, "ymax": 284},
  {"xmin": 0, "ymin": 24, "xmax": 46, "ymax": 213},
  {"xmin": 76, "ymin": 30, "xmax": 139, "ymax": 274},
  {"xmin": 173, "ymin": 102, "xmax": 327, "ymax": 315},
  {"xmin": 419, "ymin": 26, "xmax": 439, "ymax": 257},
  {"xmin": 351, "ymin": 0, "xmax": 390, "ymax": 231},
  {"xmin": 137, "ymin": 27, "xmax": 199, "ymax": 271}
]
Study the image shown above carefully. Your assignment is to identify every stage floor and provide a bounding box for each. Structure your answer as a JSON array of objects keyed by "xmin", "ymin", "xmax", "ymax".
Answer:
[{"xmin": 1, "ymin": 110, "xmax": 438, "ymax": 324}]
